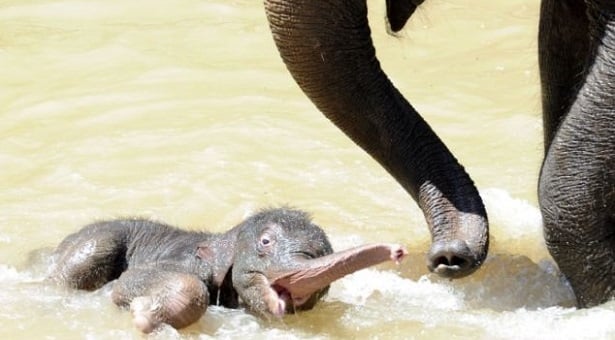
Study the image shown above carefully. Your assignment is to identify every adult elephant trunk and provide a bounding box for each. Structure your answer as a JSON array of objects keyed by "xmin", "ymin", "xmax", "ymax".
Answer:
[{"xmin": 265, "ymin": 0, "xmax": 489, "ymax": 278}]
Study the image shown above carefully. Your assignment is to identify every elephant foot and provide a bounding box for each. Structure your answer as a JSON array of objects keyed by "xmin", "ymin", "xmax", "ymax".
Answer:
[
  {"xmin": 266, "ymin": 285, "xmax": 288, "ymax": 317},
  {"xmin": 130, "ymin": 296, "xmax": 161, "ymax": 334}
]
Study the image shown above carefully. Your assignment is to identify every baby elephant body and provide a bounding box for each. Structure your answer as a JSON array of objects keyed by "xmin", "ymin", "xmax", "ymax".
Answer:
[{"xmin": 49, "ymin": 208, "xmax": 406, "ymax": 332}]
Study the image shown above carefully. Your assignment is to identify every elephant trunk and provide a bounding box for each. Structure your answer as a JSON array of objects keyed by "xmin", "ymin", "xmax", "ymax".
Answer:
[
  {"xmin": 271, "ymin": 243, "xmax": 407, "ymax": 299},
  {"xmin": 265, "ymin": 0, "xmax": 488, "ymax": 277}
]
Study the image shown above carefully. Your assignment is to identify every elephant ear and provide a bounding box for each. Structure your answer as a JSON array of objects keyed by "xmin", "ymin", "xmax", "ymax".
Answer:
[
  {"xmin": 196, "ymin": 242, "xmax": 234, "ymax": 288},
  {"xmin": 386, "ymin": 0, "xmax": 423, "ymax": 32}
]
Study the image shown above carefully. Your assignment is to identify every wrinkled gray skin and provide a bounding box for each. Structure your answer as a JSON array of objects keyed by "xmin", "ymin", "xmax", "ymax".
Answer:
[
  {"xmin": 264, "ymin": 0, "xmax": 614, "ymax": 307},
  {"xmin": 49, "ymin": 208, "xmax": 407, "ymax": 332}
]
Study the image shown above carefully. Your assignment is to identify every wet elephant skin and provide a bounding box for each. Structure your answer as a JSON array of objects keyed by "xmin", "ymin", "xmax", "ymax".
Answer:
[
  {"xmin": 264, "ymin": 0, "xmax": 614, "ymax": 307},
  {"xmin": 49, "ymin": 207, "xmax": 406, "ymax": 332}
]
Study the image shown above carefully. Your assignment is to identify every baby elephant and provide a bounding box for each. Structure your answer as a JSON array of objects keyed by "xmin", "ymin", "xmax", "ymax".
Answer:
[{"xmin": 49, "ymin": 208, "xmax": 407, "ymax": 333}]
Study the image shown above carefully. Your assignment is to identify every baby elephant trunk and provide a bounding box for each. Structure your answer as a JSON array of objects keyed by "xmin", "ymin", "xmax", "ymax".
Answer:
[{"xmin": 272, "ymin": 243, "xmax": 407, "ymax": 298}]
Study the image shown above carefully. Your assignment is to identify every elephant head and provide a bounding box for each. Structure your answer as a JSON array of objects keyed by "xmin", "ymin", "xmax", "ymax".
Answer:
[
  {"xmin": 264, "ymin": 0, "xmax": 489, "ymax": 278},
  {"xmin": 225, "ymin": 208, "xmax": 407, "ymax": 317}
]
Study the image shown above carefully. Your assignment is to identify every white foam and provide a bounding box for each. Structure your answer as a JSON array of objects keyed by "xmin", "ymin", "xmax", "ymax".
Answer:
[
  {"xmin": 0, "ymin": 234, "xmax": 11, "ymax": 243},
  {"xmin": 0, "ymin": 264, "xmax": 27, "ymax": 283},
  {"xmin": 459, "ymin": 303, "xmax": 615, "ymax": 340},
  {"xmin": 482, "ymin": 188, "xmax": 543, "ymax": 238},
  {"xmin": 328, "ymin": 269, "xmax": 464, "ymax": 311}
]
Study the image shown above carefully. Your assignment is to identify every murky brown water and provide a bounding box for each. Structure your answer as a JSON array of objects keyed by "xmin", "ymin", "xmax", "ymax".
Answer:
[{"xmin": 1, "ymin": 0, "xmax": 614, "ymax": 339}]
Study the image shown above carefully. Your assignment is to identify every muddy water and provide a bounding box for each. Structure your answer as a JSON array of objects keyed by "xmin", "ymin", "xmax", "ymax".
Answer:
[{"xmin": 1, "ymin": 0, "xmax": 614, "ymax": 339}]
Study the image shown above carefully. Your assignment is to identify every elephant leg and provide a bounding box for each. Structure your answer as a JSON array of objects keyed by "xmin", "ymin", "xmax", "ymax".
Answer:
[
  {"xmin": 111, "ymin": 267, "xmax": 209, "ymax": 333},
  {"xmin": 538, "ymin": 0, "xmax": 590, "ymax": 151},
  {"xmin": 539, "ymin": 1, "xmax": 615, "ymax": 307},
  {"xmin": 48, "ymin": 226, "xmax": 127, "ymax": 290}
]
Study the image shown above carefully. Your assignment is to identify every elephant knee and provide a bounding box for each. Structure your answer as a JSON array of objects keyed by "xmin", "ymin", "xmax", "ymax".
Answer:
[
  {"xmin": 538, "ymin": 155, "xmax": 615, "ymax": 307},
  {"xmin": 162, "ymin": 275, "xmax": 209, "ymax": 328}
]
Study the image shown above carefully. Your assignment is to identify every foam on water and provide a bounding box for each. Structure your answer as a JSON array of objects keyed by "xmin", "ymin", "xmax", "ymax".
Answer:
[
  {"xmin": 482, "ymin": 188, "xmax": 543, "ymax": 238},
  {"xmin": 0, "ymin": 264, "xmax": 24, "ymax": 283},
  {"xmin": 1, "ymin": 244, "xmax": 615, "ymax": 339},
  {"xmin": 480, "ymin": 188, "xmax": 550, "ymax": 262}
]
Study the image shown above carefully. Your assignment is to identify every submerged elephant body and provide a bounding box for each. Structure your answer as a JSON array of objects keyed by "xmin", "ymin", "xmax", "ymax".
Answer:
[
  {"xmin": 49, "ymin": 208, "xmax": 407, "ymax": 332},
  {"xmin": 264, "ymin": 0, "xmax": 614, "ymax": 306}
]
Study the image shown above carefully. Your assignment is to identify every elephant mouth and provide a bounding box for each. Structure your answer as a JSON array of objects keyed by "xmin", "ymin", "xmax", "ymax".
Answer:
[{"xmin": 270, "ymin": 282, "xmax": 312, "ymax": 309}]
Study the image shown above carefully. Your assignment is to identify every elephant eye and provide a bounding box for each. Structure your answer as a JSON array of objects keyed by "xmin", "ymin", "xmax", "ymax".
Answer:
[
  {"xmin": 260, "ymin": 234, "xmax": 274, "ymax": 247},
  {"xmin": 294, "ymin": 250, "xmax": 316, "ymax": 259}
]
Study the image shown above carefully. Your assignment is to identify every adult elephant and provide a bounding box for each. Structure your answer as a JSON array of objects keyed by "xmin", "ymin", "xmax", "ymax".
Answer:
[{"xmin": 263, "ymin": 0, "xmax": 615, "ymax": 307}]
